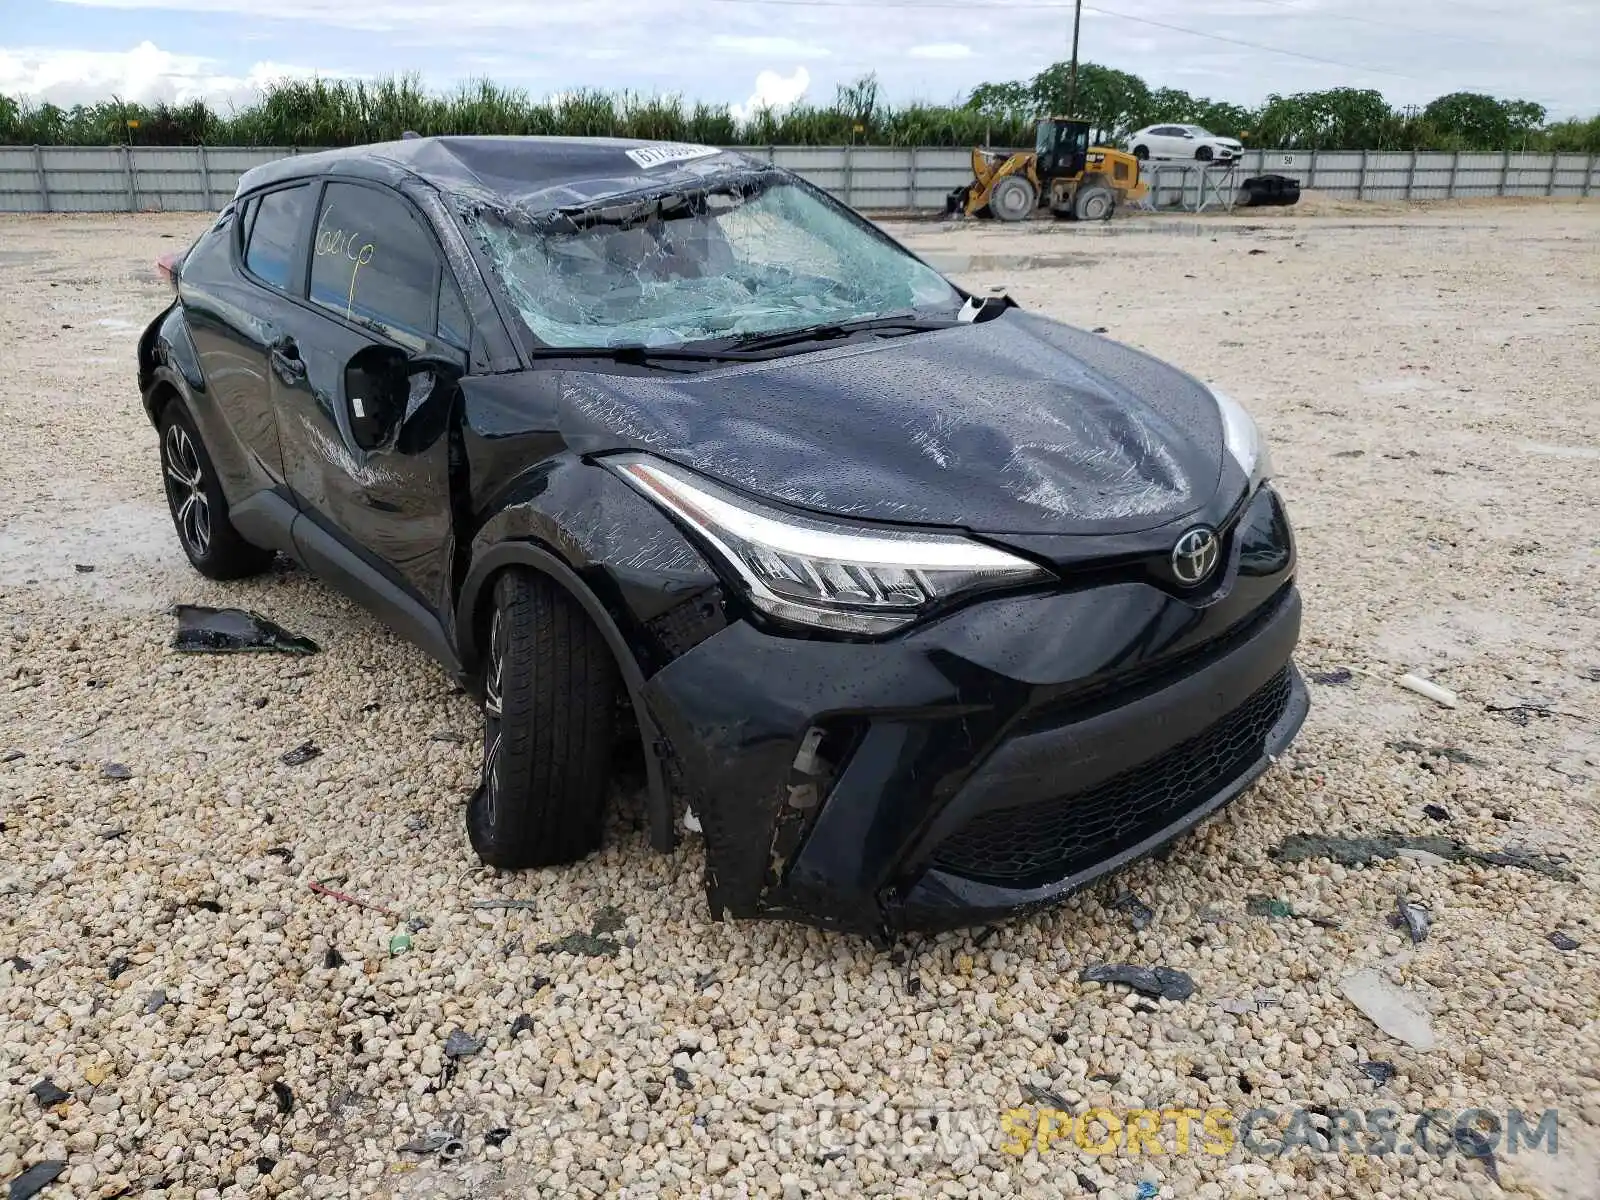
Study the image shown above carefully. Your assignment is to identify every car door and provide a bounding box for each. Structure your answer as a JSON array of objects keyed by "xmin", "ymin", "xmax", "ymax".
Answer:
[
  {"xmin": 178, "ymin": 181, "xmax": 313, "ymax": 513},
  {"xmin": 269, "ymin": 177, "xmax": 471, "ymax": 649}
]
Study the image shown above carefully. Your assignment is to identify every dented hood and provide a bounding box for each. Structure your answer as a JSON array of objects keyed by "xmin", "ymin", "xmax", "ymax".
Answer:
[{"xmin": 557, "ymin": 310, "xmax": 1226, "ymax": 537}]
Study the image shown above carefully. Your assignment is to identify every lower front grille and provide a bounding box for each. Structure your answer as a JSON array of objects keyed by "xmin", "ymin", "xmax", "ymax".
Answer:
[{"xmin": 931, "ymin": 667, "xmax": 1292, "ymax": 888}]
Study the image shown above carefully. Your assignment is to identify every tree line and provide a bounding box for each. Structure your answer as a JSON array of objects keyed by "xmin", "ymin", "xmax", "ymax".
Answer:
[{"xmin": 2, "ymin": 66, "xmax": 1595, "ymax": 152}]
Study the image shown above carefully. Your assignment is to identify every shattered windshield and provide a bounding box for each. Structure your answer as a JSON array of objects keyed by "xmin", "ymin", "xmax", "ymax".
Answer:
[{"xmin": 467, "ymin": 175, "xmax": 961, "ymax": 349}]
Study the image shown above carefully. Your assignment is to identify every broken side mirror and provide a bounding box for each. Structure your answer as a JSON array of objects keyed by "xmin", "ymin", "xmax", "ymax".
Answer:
[{"xmin": 344, "ymin": 346, "xmax": 464, "ymax": 453}]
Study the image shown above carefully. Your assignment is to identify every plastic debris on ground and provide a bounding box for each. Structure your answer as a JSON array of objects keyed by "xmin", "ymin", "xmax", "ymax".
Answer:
[
  {"xmin": 280, "ymin": 741, "xmax": 322, "ymax": 766},
  {"xmin": 1396, "ymin": 673, "xmax": 1457, "ymax": 708},
  {"xmin": 484, "ymin": 1128, "xmax": 511, "ymax": 1147},
  {"xmin": 444, "ymin": 1029, "xmax": 484, "ymax": 1059},
  {"xmin": 1357, "ymin": 1061, "xmax": 1397, "ymax": 1085},
  {"xmin": 142, "ymin": 989, "xmax": 168, "ymax": 1014},
  {"xmin": 1021, "ymin": 1083, "xmax": 1071, "ymax": 1110},
  {"xmin": 1390, "ymin": 740, "xmax": 1485, "ymax": 769},
  {"xmin": 1108, "ymin": 890, "xmax": 1155, "ymax": 930},
  {"xmin": 271, "ymin": 1081, "xmax": 294, "ymax": 1113},
  {"xmin": 1422, "ymin": 804, "xmax": 1452, "ymax": 821},
  {"xmin": 29, "ymin": 1079, "xmax": 70, "ymax": 1107},
  {"xmin": 1338, "ymin": 968, "xmax": 1437, "ymax": 1050},
  {"xmin": 100, "ymin": 761, "xmax": 132, "ymax": 780},
  {"xmin": 1246, "ymin": 895, "xmax": 1341, "ymax": 928},
  {"xmin": 6, "ymin": 1160, "xmax": 67, "ymax": 1200},
  {"xmin": 400, "ymin": 1130, "xmax": 465, "ymax": 1160},
  {"xmin": 1308, "ymin": 667, "xmax": 1353, "ymax": 684},
  {"xmin": 1548, "ymin": 931, "xmax": 1580, "ymax": 951},
  {"xmin": 169, "ymin": 605, "xmax": 320, "ymax": 655},
  {"xmin": 389, "ymin": 930, "xmax": 412, "ymax": 956},
  {"xmin": 1389, "ymin": 896, "xmax": 1432, "ymax": 943},
  {"xmin": 1271, "ymin": 833, "xmax": 1574, "ymax": 880},
  {"xmin": 1135, "ymin": 1183, "xmax": 1160, "ymax": 1200},
  {"xmin": 1079, "ymin": 963, "xmax": 1195, "ymax": 1001}
]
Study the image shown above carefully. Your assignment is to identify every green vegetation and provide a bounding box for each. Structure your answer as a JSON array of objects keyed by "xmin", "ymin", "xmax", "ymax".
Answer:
[{"xmin": 2, "ymin": 65, "xmax": 1594, "ymax": 151}]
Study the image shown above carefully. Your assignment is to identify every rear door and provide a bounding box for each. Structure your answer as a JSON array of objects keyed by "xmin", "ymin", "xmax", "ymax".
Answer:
[
  {"xmin": 178, "ymin": 181, "xmax": 313, "ymax": 503},
  {"xmin": 269, "ymin": 177, "xmax": 469, "ymax": 627}
]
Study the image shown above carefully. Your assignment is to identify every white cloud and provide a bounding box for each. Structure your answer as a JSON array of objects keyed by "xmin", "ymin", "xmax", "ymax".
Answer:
[
  {"xmin": 713, "ymin": 35, "xmax": 830, "ymax": 59},
  {"xmin": 0, "ymin": 41, "xmax": 332, "ymax": 108},
  {"xmin": 729, "ymin": 66, "xmax": 811, "ymax": 122},
  {"xmin": 907, "ymin": 43, "xmax": 972, "ymax": 61}
]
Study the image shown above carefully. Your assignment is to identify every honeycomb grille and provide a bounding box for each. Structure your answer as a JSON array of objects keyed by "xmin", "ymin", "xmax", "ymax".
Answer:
[{"xmin": 931, "ymin": 667, "xmax": 1291, "ymax": 887}]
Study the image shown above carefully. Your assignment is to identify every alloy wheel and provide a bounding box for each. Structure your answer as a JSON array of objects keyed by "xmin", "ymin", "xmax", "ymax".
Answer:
[
  {"xmin": 481, "ymin": 608, "xmax": 505, "ymax": 825},
  {"xmin": 163, "ymin": 423, "xmax": 211, "ymax": 558}
]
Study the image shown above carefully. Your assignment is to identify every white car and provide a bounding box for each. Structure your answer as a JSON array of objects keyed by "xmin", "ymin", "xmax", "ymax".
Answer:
[{"xmin": 1126, "ymin": 124, "xmax": 1243, "ymax": 164}]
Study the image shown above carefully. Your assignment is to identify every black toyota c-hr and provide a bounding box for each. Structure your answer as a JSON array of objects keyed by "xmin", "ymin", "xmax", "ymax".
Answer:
[{"xmin": 138, "ymin": 135, "xmax": 1307, "ymax": 937}]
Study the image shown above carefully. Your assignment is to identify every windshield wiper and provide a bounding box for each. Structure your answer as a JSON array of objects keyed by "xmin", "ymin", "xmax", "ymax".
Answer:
[
  {"xmin": 525, "ymin": 344, "xmax": 759, "ymax": 363},
  {"xmin": 727, "ymin": 314, "xmax": 962, "ymax": 353}
]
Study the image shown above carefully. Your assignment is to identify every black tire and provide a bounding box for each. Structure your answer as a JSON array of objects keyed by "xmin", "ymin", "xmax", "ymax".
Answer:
[
  {"xmin": 988, "ymin": 175, "xmax": 1036, "ymax": 222},
  {"xmin": 467, "ymin": 569, "xmax": 618, "ymax": 869},
  {"xmin": 158, "ymin": 400, "xmax": 274, "ymax": 580},
  {"xmin": 1195, "ymin": 145, "xmax": 1214, "ymax": 162},
  {"xmin": 1132, "ymin": 144, "xmax": 1149, "ymax": 160},
  {"xmin": 1074, "ymin": 184, "xmax": 1116, "ymax": 221}
]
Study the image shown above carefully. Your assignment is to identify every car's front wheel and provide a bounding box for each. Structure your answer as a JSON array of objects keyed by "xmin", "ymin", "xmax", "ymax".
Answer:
[
  {"xmin": 467, "ymin": 568, "xmax": 618, "ymax": 869},
  {"xmin": 1195, "ymin": 145, "xmax": 1214, "ymax": 162},
  {"xmin": 1132, "ymin": 144, "xmax": 1150, "ymax": 160},
  {"xmin": 158, "ymin": 401, "xmax": 274, "ymax": 580}
]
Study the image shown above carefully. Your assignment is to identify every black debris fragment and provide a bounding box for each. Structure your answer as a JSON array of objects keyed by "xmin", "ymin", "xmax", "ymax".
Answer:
[
  {"xmin": 673, "ymin": 1067, "xmax": 691, "ymax": 1088},
  {"xmin": 1582, "ymin": 667, "xmax": 1600, "ymax": 683},
  {"xmin": 406, "ymin": 916, "xmax": 430, "ymax": 933},
  {"xmin": 7, "ymin": 1161, "xmax": 67, "ymax": 1200},
  {"xmin": 444, "ymin": 1029, "xmax": 484, "ymax": 1059},
  {"xmin": 1090, "ymin": 326, "xmax": 1109, "ymax": 333},
  {"xmin": 169, "ymin": 605, "xmax": 320, "ymax": 655},
  {"xmin": 1308, "ymin": 668, "xmax": 1353, "ymax": 685},
  {"xmin": 590, "ymin": 906, "xmax": 626, "ymax": 935},
  {"xmin": 100, "ymin": 827, "xmax": 129, "ymax": 840},
  {"xmin": 484, "ymin": 1128, "xmax": 512, "ymax": 1147},
  {"xmin": 2, "ymin": 750, "xmax": 24, "ymax": 763},
  {"xmin": 1022, "ymin": 1083, "xmax": 1071, "ymax": 1110},
  {"xmin": 1422, "ymin": 805, "xmax": 1451, "ymax": 822},
  {"xmin": 511, "ymin": 1013, "xmax": 535, "ymax": 1037},
  {"xmin": 1108, "ymin": 891, "xmax": 1154, "ymax": 931},
  {"xmin": 271, "ymin": 1081, "xmax": 294, "ymax": 1114},
  {"xmin": 1389, "ymin": 896, "xmax": 1432, "ymax": 943},
  {"xmin": 1075, "ymin": 1173, "xmax": 1099, "ymax": 1194},
  {"xmin": 1492, "ymin": 810, "xmax": 1512, "ymax": 822},
  {"xmin": 100, "ymin": 762, "xmax": 132, "ymax": 781},
  {"xmin": 266, "ymin": 847, "xmax": 293, "ymax": 863},
  {"xmin": 694, "ymin": 971, "xmax": 718, "ymax": 992},
  {"xmin": 816, "ymin": 1147, "xmax": 847, "ymax": 1164},
  {"xmin": 191, "ymin": 899, "xmax": 223, "ymax": 913},
  {"xmin": 350, "ymin": 1033, "xmax": 364, "ymax": 1055},
  {"xmin": 1079, "ymin": 963, "xmax": 1195, "ymax": 1001},
  {"xmin": 5, "ymin": 956, "xmax": 31, "ymax": 972},
  {"xmin": 529, "ymin": 975, "xmax": 551, "ymax": 992},
  {"xmin": 29, "ymin": 1079, "xmax": 70, "ymax": 1107},
  {"xmin": 74, "ymin": 564, "xmax": 95, "ymax": 573},
  {"xmin": 142, "ymin": 989, "xmax": 168, "ymax": 1014},
  {"xmin": 252, "ymin": 697, "xmax": 269, "ymax": 710},
  {"xmin": 535, "ymin": 932, "xmax": 619, "ymax": 957},
  {"xmin": 400, "ymin": 1131, "xmax": 464, "ymax": 1160},
  {"xmin": 360, "ymin": 701, "xmax": 381, "ymax": 713},
  {"xmin": 1247, "ymin": 248, "xmax": 1267, "ymax": 255},
  {"xmin": 1388, "ymin": 741, "xmax": 1485, "ymax": 768},
  {"xmin": 323, "ymin": 948, "xmax": 344, "ymax": 969},
  {"xmin": 1358, "ymin": 1061, "xmax": 1396, "ymax": 1085},
  {"xmin": 280, "ymin": 741, "xmax": 321, "ymax": 767},
  {"xmin": 1333, "ymin": 449, "xmax": 1364, "ymax": 458},
  {"xmin": 428, "ymin": 730, "xmax": 467, "ymax": 744},
  {"xmin": 1271, "ymin": 833, "xmax": 1574, "ymax": 881},
  {"xmin": 107, "ymin": 956, "xmax": 131, "ymax": 980},
  {"xmin": 906, "ymin": 975, "xmax": 923, "ymax": 996},
  {"xmin": 254, "ymin": 1157, "xmax": 276, "ymax": 1177},
  {"xmin": 1548, "ymin": 931, "xmax": 1580, "ymax": 951}
]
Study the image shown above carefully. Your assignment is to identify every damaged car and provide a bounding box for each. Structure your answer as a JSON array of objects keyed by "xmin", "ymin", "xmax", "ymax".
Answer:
[{"xmin": 138, "ymin": 135, "xmax": 1307, "ymax": 937}]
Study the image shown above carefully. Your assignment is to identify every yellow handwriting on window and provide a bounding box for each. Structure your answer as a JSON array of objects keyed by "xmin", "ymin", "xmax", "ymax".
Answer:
[{"xmin": 315, "ymin": 203, "xmax": 377, "ymax": 321}]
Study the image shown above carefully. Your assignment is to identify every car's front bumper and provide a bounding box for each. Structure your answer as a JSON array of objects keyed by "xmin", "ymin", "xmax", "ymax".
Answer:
[{"xmin": 642, "ymin": 485, "xmax": 1306, "ymax": 938}]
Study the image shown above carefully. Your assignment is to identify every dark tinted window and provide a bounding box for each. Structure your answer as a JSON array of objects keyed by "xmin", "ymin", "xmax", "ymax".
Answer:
[
  {"xmin": 437, "ymin": 276, "xmax": 469, "ymax": 347},
  {"xmin": 180, "ymin": 206, "xmax": 234, "ymax": 283},
  {"xmin": 310, "ymin": 182, "xmax": 439, "ymax": 339},
  {"xmin": 242, "ymin": 185, "xmax": 310, "ymax": 291}
]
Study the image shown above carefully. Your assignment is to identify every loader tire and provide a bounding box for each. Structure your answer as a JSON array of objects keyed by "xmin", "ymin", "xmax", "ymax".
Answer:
[
  {"xmin": 989, "ymin": 175, "xmax": 1036, "ymax": 222},
  {"xmin": 1074, "ymin": 184, "xmax": 1116, "ymax": 221}
]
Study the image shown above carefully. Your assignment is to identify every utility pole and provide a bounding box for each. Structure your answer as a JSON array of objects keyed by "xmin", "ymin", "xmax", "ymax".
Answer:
[{"xmin": 1066, "ymin": 0, "xmax": 1083, "ymax": 116}]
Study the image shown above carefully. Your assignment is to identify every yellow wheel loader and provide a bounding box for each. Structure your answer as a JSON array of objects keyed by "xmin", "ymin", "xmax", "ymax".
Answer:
[{"xmin": 946, "ymin": 117, "xmax": 1147, "ymax": 223}]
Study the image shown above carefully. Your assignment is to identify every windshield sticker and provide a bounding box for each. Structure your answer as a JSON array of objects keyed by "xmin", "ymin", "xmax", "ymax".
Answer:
[{"xmin": 625, "ymin": 143, "xmax": 722, "ymax": 170}]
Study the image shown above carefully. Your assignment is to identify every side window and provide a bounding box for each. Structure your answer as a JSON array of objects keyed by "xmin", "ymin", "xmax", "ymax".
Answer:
[
  {"xmin": 242, "ymin": 185, "xmax": 310, "ymax": 291},
  {"xmin": 310, "ymin": 182, "xmax": 439, "ymax": 340}
]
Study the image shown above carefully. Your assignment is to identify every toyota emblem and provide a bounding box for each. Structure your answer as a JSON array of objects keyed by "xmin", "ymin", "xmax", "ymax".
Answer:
[{"xmin": 1171, "ymin": 526, "xmax": 1220, "ymax": 585}]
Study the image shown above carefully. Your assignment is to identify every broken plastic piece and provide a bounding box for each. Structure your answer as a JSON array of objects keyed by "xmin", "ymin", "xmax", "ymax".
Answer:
[
  {"xmin": 444, "ymin": 1029, "xmax": 484, "ymax": 1059},
  {"xmin": 1422, "ymin": 804, "xmax": 1451, "ymax": 821},
  {"xmin": 1338, "ymin": 967, "xmax": 1436, "ymax": 1050},
  {"xmin": 1357, "ymin": 1061, "xmax": 1396, "ymax": 1085},
  {"xmin": 400, "ymin": 1130, "xmax": 465, "ymax": 1159},
  {"xmin": 1396, "ymin": 673, "xmax": 1457, "ymax": 708},
  {"xmin": 1079, "ymin": 963, "xmax": 1195, "ymax": 1001},
  {"xmin": 142, "ymin": 989, "xmax": 168, "ymax": 1014},
  {"xmin": 484, "ymin": 1127, "xmax": 511, "ymax": 1147},
  {"xmin": 6, "ymin": 1161, "xmax": 67, "ymax": 1200},
  {"xmin": 29, "ymin": 1079, "xmax": 70, "ymax": 1107},
  {"xmin": 1271, "ymin": 833, "xmax": 1574, "ymax": 881},
  {"xmin": 1548, "ymin": 930, "xmax": 1579, "ymax": 951},
  {"xmin": 1389, "ymin": 896, "xmax": 1431, "ymax": 943},
  {"xmin": 1108, "ymin": 891, "xmax": 1154, "ymax": 930},
  {"xmin": 389, "ymin": 930, "xmax": 412, "ymax": 956},
  {"xmin": 101, "ymin": 762, "xmax": 131, "ymax": 780},
  {"xmin": 1309, "ymin": 667, "xmax": 1353, "ymax": 685},
  {"xmin": 1246, "ymin": 896, "xmax": 1293, "ymax": 919},
  {"xmin": 1022, "ymin": 1083, "xmax": 1071, "ymax": 1110},
  {"xmin": 281, "ymin": 741, "xmax": 321, "ymax": 766},
  {"xmin": 271, "ymin": 1081, "xmax": 294, "ymax": 1113},
  {"xmin": 169, "ymin": 605, "xmax": 320, "ymax": 655}
]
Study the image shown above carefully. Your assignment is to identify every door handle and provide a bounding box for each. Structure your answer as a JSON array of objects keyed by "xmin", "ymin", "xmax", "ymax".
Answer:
[{"xmin": 269, "ymin": 337, "xmax": 306, "ymax": 383}]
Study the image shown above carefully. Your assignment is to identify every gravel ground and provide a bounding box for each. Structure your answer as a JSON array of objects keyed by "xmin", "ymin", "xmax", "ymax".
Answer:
[{"xmin": 2, "ymin": 199, "xmax": 1598, "ymax": 1200}]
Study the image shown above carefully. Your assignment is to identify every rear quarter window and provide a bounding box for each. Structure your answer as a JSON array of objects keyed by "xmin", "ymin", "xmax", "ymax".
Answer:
[{"xmin": 242, "ymin": 184, "xmax": 311, "ymax": 291}]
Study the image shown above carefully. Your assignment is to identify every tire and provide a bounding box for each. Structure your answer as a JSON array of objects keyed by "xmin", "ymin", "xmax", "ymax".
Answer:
[
  {"xmin": 158, "ymin": 400, "xmax": 274, "ymax": 580},
  {"xmin": 467, "ymin": 568, "xmax": 618, "ymax": 870},
  {"xmin": 1132, "ymin": 144, "xmax": 1149, "ymax": 160},
  {"xmin": 988, "ymin": 175, "xmax": 1036, "ymax": 223},
  {"xmin": 1195, "ymin": 145, "xmax": 1214, "ymax": 162},
  {"xmin": 1074, "ymin": 185, "xmax": 1115, "ymax": 221}
]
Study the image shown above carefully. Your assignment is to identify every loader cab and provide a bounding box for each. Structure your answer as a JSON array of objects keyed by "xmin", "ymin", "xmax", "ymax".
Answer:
[{"xmin": 1035, "ymin": 118, "xmax": 1092, "ymax": 182}]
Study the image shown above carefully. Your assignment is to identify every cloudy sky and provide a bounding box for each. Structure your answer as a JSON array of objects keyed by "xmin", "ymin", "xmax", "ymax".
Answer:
[{"xmin": 1, "ymin": 0, "xmax": 1595, "ymax": 120}]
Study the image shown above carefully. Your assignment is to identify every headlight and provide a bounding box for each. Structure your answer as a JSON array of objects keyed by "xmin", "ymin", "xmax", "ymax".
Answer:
[
  {"xmin": 1210, "ymin": 386, "xmax": 1272, "ymax": 493},
  {"xmin": 609, "ymin": 455, "xmax": 1050, "ymax": 635}
]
